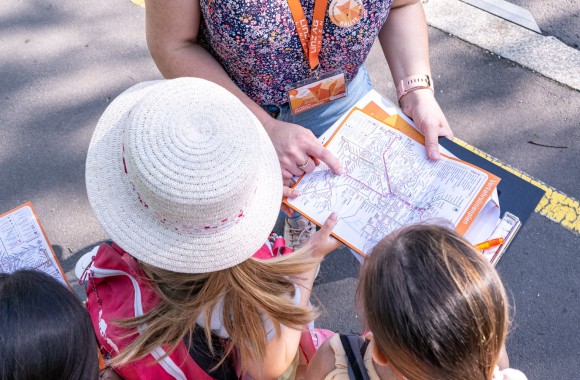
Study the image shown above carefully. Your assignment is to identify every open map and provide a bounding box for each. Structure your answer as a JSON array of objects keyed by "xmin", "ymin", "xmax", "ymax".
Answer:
[
  {"xmin": 288, "ymin": 109, "xmax": 500, "ymax": 255},
  {"xmin": 0, "ymin": 203, "xmax": 66, "ymax": 284}
]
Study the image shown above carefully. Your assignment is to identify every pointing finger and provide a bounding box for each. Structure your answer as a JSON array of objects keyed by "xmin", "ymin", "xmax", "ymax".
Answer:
[{"xmin": 311, "ymin": 146, "xmax": 343, "ymax": 175}]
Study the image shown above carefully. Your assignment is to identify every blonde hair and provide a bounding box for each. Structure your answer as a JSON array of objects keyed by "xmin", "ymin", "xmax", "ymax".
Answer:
[
  {"xmin": 111, "ymin": 247, "xmax": 320, "ymax": 372},
  {"xmin": 358, "ymin": 224, "xmax": 509, "ymax": 380}
]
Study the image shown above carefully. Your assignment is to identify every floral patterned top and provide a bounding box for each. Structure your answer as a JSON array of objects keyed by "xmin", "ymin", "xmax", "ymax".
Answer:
[{"xmin": 199, "ymin": 0, "xmax": 393, "ymax": 105}]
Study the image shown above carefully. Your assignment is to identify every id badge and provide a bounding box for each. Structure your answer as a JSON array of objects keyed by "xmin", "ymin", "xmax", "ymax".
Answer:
[{"xmin": 288, "ymin": 71, "xmax": 347, "ymax": 115}]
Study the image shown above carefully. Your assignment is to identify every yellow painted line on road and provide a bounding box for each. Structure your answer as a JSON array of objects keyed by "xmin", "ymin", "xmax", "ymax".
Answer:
[
  {"xmin": 131, "ymin": 0, "xmax": 144, "ymax": 7},
  {"xmin": 454, "ymin": 138, "xmax": 580, "ymax": 235}
]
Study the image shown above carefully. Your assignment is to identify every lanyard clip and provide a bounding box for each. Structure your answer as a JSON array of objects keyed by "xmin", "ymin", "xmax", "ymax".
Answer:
[{"xmin": 311, "ymin": 64, "xmax": 320, "ymax": 79}]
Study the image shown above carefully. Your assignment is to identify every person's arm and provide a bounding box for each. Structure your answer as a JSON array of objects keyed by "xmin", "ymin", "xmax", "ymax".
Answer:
[
  {"xmin": 379, "ymin": 0, "xmax": 453, "ymax": 160},
  {"xmin": 145, "ymin": 0, "xmax": 268, "ymax": 121},
  {"xmin": 144, "ymin": 0, "xmax": 342, "ymax": 185},
  {"xmin": 243, "ymin": 214, "xmax": 343, "ymax": 379},
  {"xmin": 305, "ymin": 338, "xmax": 339, "ymax": 380}
]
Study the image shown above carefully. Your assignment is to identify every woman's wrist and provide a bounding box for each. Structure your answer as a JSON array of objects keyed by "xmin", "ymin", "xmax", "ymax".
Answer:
[
  {"xmin": 260, "ymin": 115, "xmax": 278, "ymax": 134},
  {"xmin": 396, "ymin": 74, "xmax": 434, "ymax": 106},
  {"xmin": 398, "ymin": 87, "xmax": 435, "ymax": 115}
]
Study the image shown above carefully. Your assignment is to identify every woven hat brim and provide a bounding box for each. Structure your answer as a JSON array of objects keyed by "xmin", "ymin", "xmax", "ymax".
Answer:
[{"xmin": 86, "ymin": 80, "xmax": 282, "ymax": 273}]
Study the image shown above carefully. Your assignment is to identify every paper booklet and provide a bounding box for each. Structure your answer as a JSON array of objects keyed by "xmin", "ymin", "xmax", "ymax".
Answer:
[
  {"xmin": 285, "ymin": 90, "xmax": 504, "ymax": 258},
  {"xmin": 0, "ymin": 202, "xmax": 68, "ymax": 286}
]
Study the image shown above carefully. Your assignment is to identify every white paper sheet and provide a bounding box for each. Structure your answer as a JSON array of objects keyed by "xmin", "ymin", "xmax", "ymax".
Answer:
[
  {"xmin": 292, "ymin": 90, "xmax": 501, "ymax": 257},
  {"xmin": 0, "ymin": 204, "xmax": 66, "ymax": 285}
]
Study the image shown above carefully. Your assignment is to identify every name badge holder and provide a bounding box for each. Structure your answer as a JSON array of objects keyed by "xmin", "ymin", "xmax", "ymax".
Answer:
[
  {"xmin": 285, "ymin": 0, "xmax": 348, "ymax": 115},
  {"xmin": 288, "ymin": 70, "xmax": 347, "ymax": 115}
]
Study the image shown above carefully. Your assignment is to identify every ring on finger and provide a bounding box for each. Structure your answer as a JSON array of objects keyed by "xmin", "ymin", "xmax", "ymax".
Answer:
[{"xmin": 298, "ymin": 156, "xmax": 311, "ymax": 170}]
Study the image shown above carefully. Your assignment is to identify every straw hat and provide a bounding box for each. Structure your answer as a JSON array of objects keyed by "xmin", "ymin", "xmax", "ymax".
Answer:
[{"xmin": 85, "ymin": 78, "xmax": 282, "ymax": 273}]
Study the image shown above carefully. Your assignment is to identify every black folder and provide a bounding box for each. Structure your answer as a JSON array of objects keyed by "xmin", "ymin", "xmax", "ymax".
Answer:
[{"xmin": 439, "ymin": 138, "xmax": 545, "ymax": 241}]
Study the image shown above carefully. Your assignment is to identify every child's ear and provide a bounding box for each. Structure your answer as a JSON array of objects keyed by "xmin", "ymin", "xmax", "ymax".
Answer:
[{"xmin": 369, "ymin": 338, "xmax": 389, "ymax": 366}]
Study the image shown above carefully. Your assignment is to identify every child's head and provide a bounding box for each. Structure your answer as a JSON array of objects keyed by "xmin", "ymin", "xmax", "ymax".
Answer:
[
  {"xmin": 359, "ymin": 224, "xmax": 509, "ymax": 380},
  {"xmin": 0, "ymin": 270, "xmax": 99, "ymax": 380},
  {"xmin": 85, "ymin": 78, "xmax": 317, "ymax": 369}
]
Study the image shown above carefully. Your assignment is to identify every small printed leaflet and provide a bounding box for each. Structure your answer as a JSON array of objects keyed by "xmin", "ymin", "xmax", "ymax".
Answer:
[{"xmin": 0, "ymin": 202, "xmax": 67, "ymax": 285}]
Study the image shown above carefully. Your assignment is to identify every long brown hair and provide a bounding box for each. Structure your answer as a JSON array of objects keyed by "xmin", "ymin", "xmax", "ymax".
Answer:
[
  {"xmin": 358, "ymin": 224, "xmax": 509, "ymax": 380},
  {"xmin": 111, "ymin": 248, "xmax": 320, "ymax": 372}
]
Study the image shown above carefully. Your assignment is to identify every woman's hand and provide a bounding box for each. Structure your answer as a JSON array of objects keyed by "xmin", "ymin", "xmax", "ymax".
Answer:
[
  {"xmin": 264, "ymin": 118, "xmax": 344, "ymax": 216},
  {"xmin": 304, "ymin": 213, "xmax": 343, "ymax": 258},
  {"xmin": 399, "ymin": 89, "xmax": 453, "ymax": 160},
  {"xmin": 262, "ymin": 118, "xmax": 343, "ymax": 179}
]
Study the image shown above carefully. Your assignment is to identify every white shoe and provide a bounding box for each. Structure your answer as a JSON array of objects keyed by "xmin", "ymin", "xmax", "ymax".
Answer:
[{"xmin": 284, "ymin": 215, "xmax": 317, "ymax": 251}]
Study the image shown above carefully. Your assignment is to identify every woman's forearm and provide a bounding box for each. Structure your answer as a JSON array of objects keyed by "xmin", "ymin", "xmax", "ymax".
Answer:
[
  {"xmin": 378, "ymin": 0, "xmax": 453, "ymax": 160},
  {"xmin": 144, "ymin": 0, "xmax": 273, "ymax": 125},
  {"xmin": 379, "ymin": 0, "xmax": 432, "ymax": 84},
  {"xmin": 152, "ymin": 45, "xmax": 273, "ymax": 123}
]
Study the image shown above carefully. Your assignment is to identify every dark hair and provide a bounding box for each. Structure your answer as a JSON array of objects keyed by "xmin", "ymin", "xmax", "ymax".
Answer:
[
  {"xmin": 358, "ymin": 224, "xmax": 509, "ymax": 380},
  {"xmin": 0, "ymin": 270, "xmax": 99, "ymax": 380}
]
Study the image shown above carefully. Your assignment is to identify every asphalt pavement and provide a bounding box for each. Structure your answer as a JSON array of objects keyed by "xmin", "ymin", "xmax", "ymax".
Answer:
[{"xmin": 0, "ymin": 0, "xmax": 578, "ymax": 379}]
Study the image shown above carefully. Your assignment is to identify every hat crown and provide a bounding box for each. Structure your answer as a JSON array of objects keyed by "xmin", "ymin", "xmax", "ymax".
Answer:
[
  {"xmin": 122, "ymin": 82, "xmax": 259, "ymax": 232},
  {"xmin": 86, "ymin": 78, "xmax": 282, "ymax": 273}
]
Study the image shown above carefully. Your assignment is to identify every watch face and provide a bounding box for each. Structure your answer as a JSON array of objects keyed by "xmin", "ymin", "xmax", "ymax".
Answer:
[{"xmin": 328, "ymin": 0, "xmax": 364, "ymax": 28}]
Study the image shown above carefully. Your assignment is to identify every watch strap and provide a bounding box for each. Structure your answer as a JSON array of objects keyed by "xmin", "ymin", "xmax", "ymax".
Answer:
[{"xmin": 396, "ymin": 74, "xmax": 434, "ymax": 103}]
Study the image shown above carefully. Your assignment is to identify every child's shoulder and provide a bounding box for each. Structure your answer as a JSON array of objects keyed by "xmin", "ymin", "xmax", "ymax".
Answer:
[
  {"xmin": 306, "ymin": 337, "xmax": 343, "ymax": 379},
  {"xmin": 307, "ymin": 334, "xmax": 372, "ymax": 380}
]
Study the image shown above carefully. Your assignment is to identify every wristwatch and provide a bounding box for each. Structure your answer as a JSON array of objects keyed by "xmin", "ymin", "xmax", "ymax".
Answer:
[{"xmin": 396, "ymin": 74, "xmax": 434, "ymax": 104}]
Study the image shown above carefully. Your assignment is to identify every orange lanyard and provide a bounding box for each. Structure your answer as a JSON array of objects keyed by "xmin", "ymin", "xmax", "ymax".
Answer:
[{"xmin": 286, "ymin": 0, "xmax": 329, "ymax": 70}]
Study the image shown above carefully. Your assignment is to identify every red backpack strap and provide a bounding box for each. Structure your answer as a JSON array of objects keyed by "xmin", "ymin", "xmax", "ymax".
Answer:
[
  {"xmin": 271, "ymin": 234, "xmax": 293, "ymax": 256},
  {"xmin": 299, "ymin": 328, "xmax": 335, "ymax": 365},
  {"xmin": 85, "ymin": 243, "xmax": 217, "ymax": 380},
  {"xmin": 114, "ymin": 243, "xmax": 142, "ymax": 274},
  {"xmin": 252, "ymin": 234, "xmax": 293, "ymax": 260}
]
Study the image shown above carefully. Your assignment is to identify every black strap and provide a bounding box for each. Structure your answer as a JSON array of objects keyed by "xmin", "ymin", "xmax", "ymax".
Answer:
[
  {"xmin": 184, "ymin": 325, "xmax": 236, "ymax": 380},
  {"xmin": 339, "ymin": 334, "xmax": 366, "ymax": 380},
  {"xmin": 359, "ymin": 338, "xmax": 370, "ymax": 359}
]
